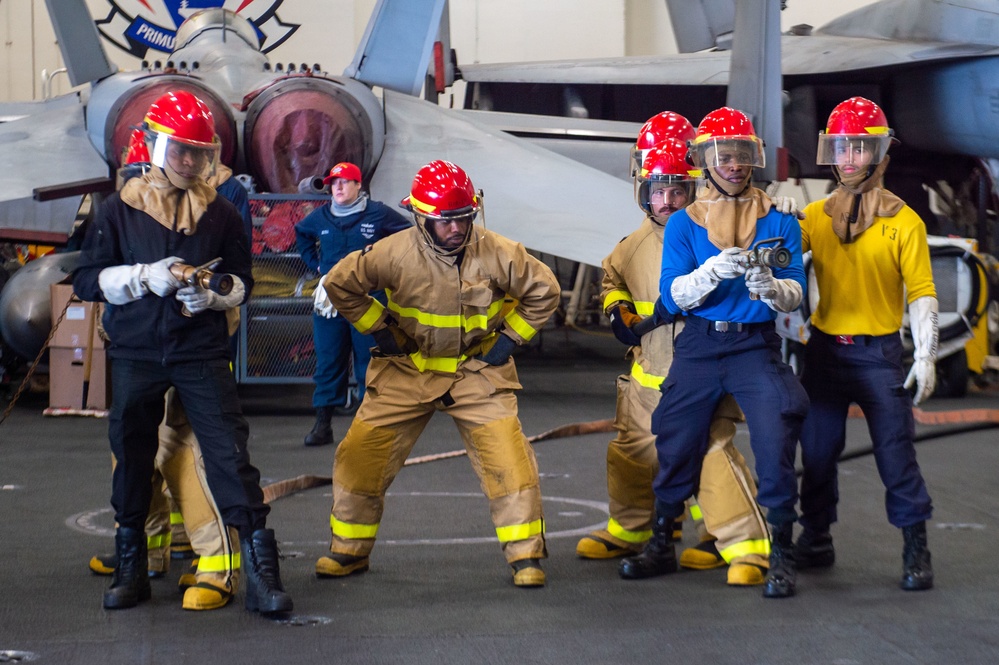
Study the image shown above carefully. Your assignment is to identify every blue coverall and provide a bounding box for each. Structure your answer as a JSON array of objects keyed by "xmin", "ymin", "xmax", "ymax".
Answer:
[
  {"xmin": 295, "ymin": 199, "xmax": 410, "ymax": 408},
  {"xmin": 654, "ymin": 207, "xmax": 810, "ymax": 526}
]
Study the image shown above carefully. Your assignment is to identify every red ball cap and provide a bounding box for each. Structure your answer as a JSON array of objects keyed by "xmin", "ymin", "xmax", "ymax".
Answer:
[{"xmin": 323, "ymin": 162, "xmax": 362, "ymax": 185}]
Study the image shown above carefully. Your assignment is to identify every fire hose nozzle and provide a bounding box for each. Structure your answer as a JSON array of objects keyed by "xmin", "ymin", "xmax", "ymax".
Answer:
[
  {"xmin": 169, "ymin": 258, "xmax": 232, "ymax": 295},
  {"xmin": 168, "ymin": 258, "xmax": 232, "ymax": 316}
]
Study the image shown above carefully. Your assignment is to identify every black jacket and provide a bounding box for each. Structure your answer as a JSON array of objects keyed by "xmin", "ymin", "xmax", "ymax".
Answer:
[{"xmin": 73, "ymin": 192, "xmax": 253, "ymax": 363}]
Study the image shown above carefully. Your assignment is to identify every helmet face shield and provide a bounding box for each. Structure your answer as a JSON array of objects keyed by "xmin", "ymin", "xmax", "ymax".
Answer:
[
  {"xmin": 816, "ymin": 134, "xmax": 890, "ymax": 167},
  {"xmin": 635, "ymin": 177, "xmax": 695, "ymax": 215},
  {"xmin": 414, "ymin": 206, "xmax": 484, "ymax": 256},
  {"xmin": 691, "ymin": 137, "xmax": 765, "ymax": 170},
  {"xmin": 148, "ymin": 131, "xmax": 220, "ymax": 182},
  {"xmin": 629, "ymin": 145, "xmax": 647, "ymax": 179}
]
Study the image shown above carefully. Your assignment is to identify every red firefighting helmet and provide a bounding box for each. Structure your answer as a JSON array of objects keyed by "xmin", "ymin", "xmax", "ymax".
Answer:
[
  {"xmin": 816, "ymin": 96, "xmax": 895, "ymax": 167},
  {"xmin": 689, "ymin": 107, "xmax": 765, "ymax": 170},
  {"xmin": 635, "ymin": 138, "xmax": 696, "ymax": 215},
  {"xmin": 123, "ymin": 128, "xmax": 151, "ymax": 165},
  {"xmin": 322, "ymin": 162, "xmax": 362, "ymax": 185},
  {"xmin": 402, "ymin": 160, "xmax": 483, "ymax": 255},
  {"xmin": 116, "ymin": 128, "xmax": 152, "ymax": 186},
  {"xmin": 142, "ymin": 90, "xmax": 220, "ymax": 180},
  {"xmin": 630, "ymin": 111, "xmax": 696, "ymax": 178}
]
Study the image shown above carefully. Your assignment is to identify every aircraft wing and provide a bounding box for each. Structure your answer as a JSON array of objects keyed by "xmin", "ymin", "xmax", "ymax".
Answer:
[
  {"xmin": 370, "ymin": 91, "xmax": 637, "ymax": 268},
  {"xmin": 0, "ymin": 95, "xmax": 110, "ymax": 240},
  {"xmin": 459, "ymin": 35, "xmax": 999, "ymax": 89},
  {"xmin": 450, "ymin": 110, "xmax": 640, "ymax": 182}
]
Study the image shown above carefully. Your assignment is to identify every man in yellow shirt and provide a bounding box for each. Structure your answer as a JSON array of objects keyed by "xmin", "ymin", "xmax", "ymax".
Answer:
[{"xmin": 797, "ymin": 96, "xmax": 937, "ymax": 591}]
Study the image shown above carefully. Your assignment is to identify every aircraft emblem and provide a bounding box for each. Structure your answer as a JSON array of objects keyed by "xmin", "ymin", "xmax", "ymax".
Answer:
[{"xmin": 95, "ymin": 0, "xmax": 299, "ymax": 57}]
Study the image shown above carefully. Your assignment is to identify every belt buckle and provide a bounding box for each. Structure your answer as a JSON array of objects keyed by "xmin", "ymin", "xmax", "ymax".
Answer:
[
  {"xmin": 714, "ymin": 321, "xmax": 743, "ymax": 332},
  {"xmin": 835, "ymin": 335, "xmax": 855, "ymax": 345}
]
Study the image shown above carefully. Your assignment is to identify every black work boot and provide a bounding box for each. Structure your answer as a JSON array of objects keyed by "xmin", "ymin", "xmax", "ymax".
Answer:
[
  {"xmin": 900, "ymin": 521, "xmax": 933, "ymax": 591},
  {"xmin": 242, "ymin": 528, "xmax": 294, "ymax": 615},
  {"xmin": 762, "ymin": 522, "xmax": 796, "ymax": 598},
  {"xmin": 795, "ymin": 528, "xmax": 835, "ymax": 569},
  {"xmin": 304, "ymin": 407, "xmax": 335, "ymax": 447},
  {"xmin": 619, "ymin": 510, "xmax": 678, "ymax": 580},
  {"xmin": 102, "ymin": 527, "xmax": 152, "ymax": 610}
]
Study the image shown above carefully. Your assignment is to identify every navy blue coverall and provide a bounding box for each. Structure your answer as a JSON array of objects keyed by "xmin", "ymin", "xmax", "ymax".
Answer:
[{"xmin": 294, "ymin": 200, "xmax": 410, "ymax": 409}]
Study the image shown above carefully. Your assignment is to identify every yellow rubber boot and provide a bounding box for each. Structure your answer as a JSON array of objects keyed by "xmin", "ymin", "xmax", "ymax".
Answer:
[
  {"xmin": 727, "ymin": 555, "xmax": 768, "ymax": 586},
  {"xmin": 182, "ymin": 571, "xmax": 238, "ymax": 611},
  {"xmin": 511, "ymin": 559, "xmax": 545, "ymax": 588},
  {"xmin": 177, "ymin": 559, "xmax": 200, "ymax": 591},
  {"xmin": 316, "ymin": 553, "xmax": 370, "ymax": 578},
  {"xmin": 679, "ymin": 538, "xmax": 726, "ymax": 570},
  {"xmin": 575, "ymin": 532, "xmax": 642, "ymax": 559}
]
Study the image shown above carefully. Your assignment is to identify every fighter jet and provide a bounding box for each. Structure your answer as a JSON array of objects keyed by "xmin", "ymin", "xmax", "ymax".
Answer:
[
  {"xmin": 458, "ymin": 0, "xmax": 999, "ymax": 254},
  {"xmin": 0, "ymin": 0, "xmax": 637, "ymax": 362}
]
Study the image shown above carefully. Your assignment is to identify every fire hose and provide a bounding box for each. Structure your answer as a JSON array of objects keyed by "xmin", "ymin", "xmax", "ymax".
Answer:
[{"xmin": 261, "ymin": 404, "xmax": 999, "ymax": 503}]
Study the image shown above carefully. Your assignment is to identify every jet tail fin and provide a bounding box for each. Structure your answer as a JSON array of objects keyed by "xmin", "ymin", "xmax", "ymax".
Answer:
[
  {"xmin": 43, "ymin": 0, "xmax": 115, "ymax": 87},
  {"xmin": 665, "ymin": 0, "xmax": 735, "ymax": 52},
  {"xmin": 345, "ymin": 0, "xmax": 451, "ymax": 97}
]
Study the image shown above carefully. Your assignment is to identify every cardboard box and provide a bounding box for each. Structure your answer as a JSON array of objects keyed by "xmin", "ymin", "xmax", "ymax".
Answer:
[
  {"xmin": 50, "ymin": 283, "xmax": 104, "ymax": 349},
  {"xmin": 48, "ymin": 347, "xmax": 110, "ymax": 410}
]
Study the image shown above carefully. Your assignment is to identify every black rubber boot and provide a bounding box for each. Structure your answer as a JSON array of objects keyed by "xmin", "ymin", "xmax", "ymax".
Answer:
[
  {"xmin": 795, "ymin": 528, "xmax": 835, "ymax": 569},
  {"xmin": 762, "ymin": 522, "xmax": 796, "ymax": 599},
  {"xmin": 242, "ymin": 528, "xmax": 294, "ymax": 615},
  {"xmin": 619, "ymin": 509, "xmax": 678, "ymax": 580},
  {"xmin": 304, "ymin": 407, "xmax": 335, "ymax": 447},
  {"xmin": 901, "ymin": 521, "xmax": 933, "ymax": 591},
  {"xmin": 102, "ymin": 527, "xmax": 151, "ymax": 610}
]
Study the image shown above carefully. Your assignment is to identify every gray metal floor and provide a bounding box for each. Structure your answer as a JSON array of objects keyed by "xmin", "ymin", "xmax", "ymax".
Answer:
[{"xmin": 2, "ymin": 328, "xmax": 998, "ymax": 665}]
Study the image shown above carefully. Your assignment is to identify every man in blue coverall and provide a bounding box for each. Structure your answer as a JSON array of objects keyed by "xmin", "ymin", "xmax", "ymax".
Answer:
[
  {"xmin": 295, "ymin": 162, "xmax": 410, "ymax": 447},
  {"xmin": 618, "ymin": 107, "xmax": 810, "ymax": 598}
]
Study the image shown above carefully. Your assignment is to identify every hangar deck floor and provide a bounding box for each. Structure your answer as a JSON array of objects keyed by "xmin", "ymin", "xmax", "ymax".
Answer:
[{"xmin": 1, "ymin": 328, "xmax": 998, "ymax": 665}]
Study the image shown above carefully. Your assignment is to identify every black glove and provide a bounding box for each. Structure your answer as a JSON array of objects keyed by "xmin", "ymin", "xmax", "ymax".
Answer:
[
  {"xmin": 371, "ymin": 319, "xmax": 409, "ymax": 355},
  {"xmin": 477, "ymin": 333, "xmax": 517, "ymax": 366},
  {"xmin": 609, "ymin": 305, "xmax": 642, "ymax": 346},
  {"xmin": 632, "ymin": 309, "xmax": 670, "ymax": 337}
]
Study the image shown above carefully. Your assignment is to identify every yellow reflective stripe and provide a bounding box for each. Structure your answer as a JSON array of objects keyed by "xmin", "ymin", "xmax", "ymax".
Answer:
[
  {"xmin": 607, "ymin": 518, "xmax": 652, "ymax": 544},
  {"xmin": 504, "ymin": 310, "xmax": 538, "ymax": 341},
  {"xmin": 718, "ymin": 538, "xmax": 771, "ymax": 563},
  {"xmin": 634, "ymin": 300, "xmax": 654, "ymax": 316},
  {"xmin": 387, "ymin": 293, "xmax": 506, "ymax": 332},
  {"xmin": 864, "ymin": 126, "xmax": 889, "ymax": 135},
  {"xmin": 169, "ymin": 512, "xmax": 184, "ymax": 526},
  {"xmin": 630, "ymin": 362, "xmax": 665, "ymax": 390},
  {"xmin": 196, "ymin": 553, "xmax": 240, "ymax": 573},
  {"xmin": 410, "ymin": 195, "xmax": 437, "ymax": 214},
  {"xmin": 409, "ymin": 351, "xmax": 468, "ymax": 373},
  {"xmin": 145, "ymin": 118, "xmax": 176, "ymax": 136},
  {"xmin": 331, "ymin": 515, "xmax": 379, "ymax": 540},
  {"xmin": 495, "ymin": 519, "xmax": 544, "ymax": 543},
  {"xmin": 603, "ymin": 289, "xmax": 634, "ymax": 311},
  {"xmin": 147, "ymin": 533, "xmax": 171, "ymax": 549},
  {"xmin": 688, "ymin": 503, "xmax": 703, "ymax": 521},
  {"xmin": 355, "ymin": 300, "xmax": 385, "ymax": 333}
]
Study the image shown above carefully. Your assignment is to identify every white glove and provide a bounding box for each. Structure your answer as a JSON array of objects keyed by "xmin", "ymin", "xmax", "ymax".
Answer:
[
  {"xmin": 670, "ymin": 248, "xmax": 747, "ymax": 310},
  {"xmin": 770, "ymin": 195, "xmax": 804, "ymax": 219},
  {"xmin": 904, "ymin": 296, "xmax": 938, "ymax": 405},
  {"xmin": 176, "ymin": 275, "xmax": 246, "ymax": 315},
  {"xmin": 98, "ymin": 264, "xmax": 148, "ymax": 305},
  {"xmin": 313, "ymin": 274, "xmax": 337, "ymax": 318},
  {"xmin": 745, "ymin": 265, "xmax": 802, "ymax": 312},
  {"xmin": 143, "ymin": 256, "xmax": 185, "ymax": 296}
]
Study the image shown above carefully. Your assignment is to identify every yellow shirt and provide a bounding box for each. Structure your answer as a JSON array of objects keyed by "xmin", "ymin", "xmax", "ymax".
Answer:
[{"xmin": 800, "ymin": 199, "xmax": 936, "ymax": 336}]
